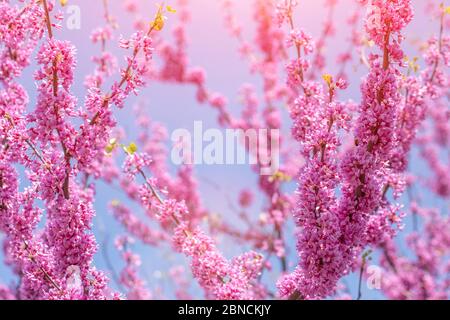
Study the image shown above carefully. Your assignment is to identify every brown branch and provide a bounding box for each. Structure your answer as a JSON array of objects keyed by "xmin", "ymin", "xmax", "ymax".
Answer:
[{"xmin": 382, "ymin": 26, "xmax": 391, "ymax": 70}]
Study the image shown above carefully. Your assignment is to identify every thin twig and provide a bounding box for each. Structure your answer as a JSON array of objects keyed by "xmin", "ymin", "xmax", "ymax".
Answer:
[{"xmin": 23, "ymin": 241, "xmax": 62, "ymax": 293}]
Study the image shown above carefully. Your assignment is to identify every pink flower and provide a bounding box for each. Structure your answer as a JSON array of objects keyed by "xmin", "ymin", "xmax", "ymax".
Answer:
[{"xmin": 239, "ymin": 189, "xmax": 254, "ymax": 208}]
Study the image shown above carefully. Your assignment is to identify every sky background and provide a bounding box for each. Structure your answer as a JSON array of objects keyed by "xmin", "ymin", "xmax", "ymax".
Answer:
[{"xmin": 0, "ymin": 0, "xmax": 447, "ymax": 299}]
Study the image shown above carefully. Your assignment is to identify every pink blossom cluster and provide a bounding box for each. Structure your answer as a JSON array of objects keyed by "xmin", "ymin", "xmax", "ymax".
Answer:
[{"xmin": 0, "ymin": 0, "xmax": 448, "ymax": 301}]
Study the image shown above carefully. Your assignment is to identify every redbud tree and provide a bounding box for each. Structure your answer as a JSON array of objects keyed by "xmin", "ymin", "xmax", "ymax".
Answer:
[{"xmin": 0, "ymin": 0, "xmax": 448, "ymax": 300}]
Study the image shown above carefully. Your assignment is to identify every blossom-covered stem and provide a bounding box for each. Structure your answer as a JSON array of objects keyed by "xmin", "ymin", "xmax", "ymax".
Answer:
[
  {"xmin": 1, "ymin": 0, "xmax": 448, "ymax": 301},
  {"xmin": 378, "ymin": 203, "xmax": 449, "ymax": 299},
  {"xmin": 429, "ymin": 6, "xmax": 445, "ymax": 82},
  {"xmin": 382, "ymin": 27, "xmax": 391, "ymax": 70},
  {"xmin": 90, "ymin": 9, "xmax": 160, "ymax": 126},
  {"xmin": 310, "ymin": 0, "xmax": 338, "ymax": 78},
  {"xmin": 356, "ymin": 251, "xmax": 370, "ymax": 300},
  {"xmin": 115, "ymin": 236, "xmax": 152, "ymax": 300},
  {"xmin": 100, "ymin": 236, "xmax": 125, "ymax": 292},
  {"xmin": 23, "ymin": 241, "xmax": 62, "ymax": 293}
]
